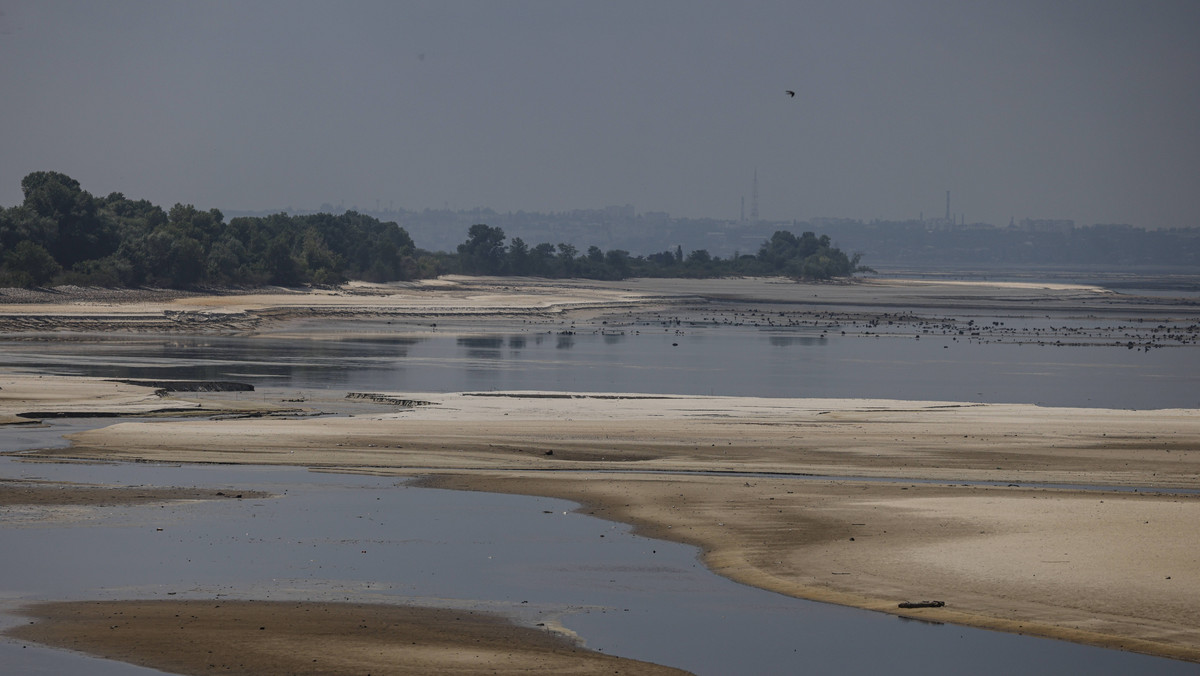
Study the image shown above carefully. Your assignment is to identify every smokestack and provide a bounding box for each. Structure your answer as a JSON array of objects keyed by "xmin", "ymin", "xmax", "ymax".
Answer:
[
  {"xmin": 751, "ymin": 169, "xmax": 759, "ymax": 221},
  {"xmin": 945, "ymin": 191, "xmax": 950, "ymax": 222}
]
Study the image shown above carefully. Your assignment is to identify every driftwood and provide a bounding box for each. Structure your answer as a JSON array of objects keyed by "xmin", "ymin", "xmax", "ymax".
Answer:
[{"xmin": 898, "ymin": 600, "xmax": 945, "ymax": 609}]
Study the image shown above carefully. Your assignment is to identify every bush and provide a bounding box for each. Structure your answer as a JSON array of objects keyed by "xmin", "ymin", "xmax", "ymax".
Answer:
[{"xmin": 3, "ymin": 240, "xmax": 60, "ymax": 286}]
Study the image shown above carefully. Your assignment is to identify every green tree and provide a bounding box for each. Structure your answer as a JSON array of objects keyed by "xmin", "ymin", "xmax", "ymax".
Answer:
[
  {"xmin": 507, "ymin": 237, "xmax": 530, "ymax": 275},
  {"xmin": 264, "ymin": 237, "xmax": 302, "ymax": 285},
  {"xmin": 2, "ymin": 240, "xmax": 60, "ymax": 286},
  {"xmin": 20, "ymin": 171, "xmax": 115, "ymax": 267},
  {"xmin": 529, "ymin": 242, "xmax": 556, "ymax": 276},
  {"xmin": 604, "ymin": 249, "xmax": 631, "ymax": 278},
  {"xmin": 457, "ymin": 224, "xmax": 507, "ymax": 274},
  {"xmin": 556, "ymin": 243, "xmax": 578, "ymax": 276}
]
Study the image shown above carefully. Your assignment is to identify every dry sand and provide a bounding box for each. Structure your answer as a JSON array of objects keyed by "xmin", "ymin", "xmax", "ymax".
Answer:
[
  {"xmin": 0, "ymin": 277, "xmax": 670, "ymax": 333},
  {"xmin": 3, "ymin": 277, "xmax": 1200, "ymax": 671}
]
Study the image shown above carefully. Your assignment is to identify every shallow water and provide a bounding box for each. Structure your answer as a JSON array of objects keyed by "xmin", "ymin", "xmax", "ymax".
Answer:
[
  {"xmin": 2, "ymin": 324, "xmax": 1197, "ymax": 408},
  {"xmin": 1, "ymin": 451, "xmax": 1195, "ymax": 676},
  {"xmin": 2, "ymin": 307, "xmax": 1199, "ymax": 673}
]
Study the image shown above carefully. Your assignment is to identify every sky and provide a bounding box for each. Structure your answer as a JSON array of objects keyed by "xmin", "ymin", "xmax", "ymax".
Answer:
[{"xmin": 2, "ymin": 1, "xmax": 1199, "ymax": 229}]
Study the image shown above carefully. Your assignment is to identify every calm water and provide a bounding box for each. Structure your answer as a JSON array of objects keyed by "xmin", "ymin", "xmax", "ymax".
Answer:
[
  {"xmin": 1, "ymin": 322, "xmax": 1197, "ymax": 408},
  {"xmin": 0, "ymin": 444, "xmax": 1195, "ymax": 676},
  {"xmin": 2, "ymin": 318, "xmax": 1199, "ymax": 674}
]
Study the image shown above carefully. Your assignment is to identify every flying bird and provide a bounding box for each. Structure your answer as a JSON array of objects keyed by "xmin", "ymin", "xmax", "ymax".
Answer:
[{"xmin": 785, "ymin": 90, "xmax": 795, "ymax": 97}]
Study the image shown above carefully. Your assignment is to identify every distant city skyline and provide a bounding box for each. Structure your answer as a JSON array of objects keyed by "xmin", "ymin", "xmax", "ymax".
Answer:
[
  {"xmin": 228, "ymin": 186, "xmax": 1129, "ymax": 231},
  {"xmin": 2, "ymin": 1, "xmax": 1198, "ymax": 230}
]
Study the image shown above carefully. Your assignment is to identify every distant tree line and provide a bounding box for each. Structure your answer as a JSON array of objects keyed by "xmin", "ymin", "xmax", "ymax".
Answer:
[
  {"xmin": 451, "ymin": 223, "xmax": 869, "ymax": 280},
  {"xmin": 0, "ymin": 172, "xmax": 866, "ymax": 288}
]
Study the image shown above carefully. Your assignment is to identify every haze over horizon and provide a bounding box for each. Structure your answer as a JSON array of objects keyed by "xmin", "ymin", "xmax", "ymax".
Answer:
[{"xmin": 3, "ymin": 1, "xmax": 1198, "ymax": 229}]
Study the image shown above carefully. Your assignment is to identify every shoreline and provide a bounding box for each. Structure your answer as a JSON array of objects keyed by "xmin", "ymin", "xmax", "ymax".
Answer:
[{"xmin": 417, "ymin": 472, "xmax": 1200, "ymax": 664}]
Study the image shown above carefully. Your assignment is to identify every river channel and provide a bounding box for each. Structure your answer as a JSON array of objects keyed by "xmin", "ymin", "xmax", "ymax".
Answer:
[{"xmin": 2, "ymin": 316, "xmax": 1198, "ymax": 674}]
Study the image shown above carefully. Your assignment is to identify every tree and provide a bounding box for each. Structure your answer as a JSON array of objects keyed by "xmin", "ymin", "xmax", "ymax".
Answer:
[
  {"xmin": 264, "ymin": 237, "xmax": 302, "ymax": 285},
  {"xmin": 604, "ymin": 249, "xmax": 631, "ymax": 278},
  {"xmin": 529, "ymin": 242, "xmax": 556, "ymax": 276},
  {"xmin": 457, "ymin": 224, "xmax": 507, "ymax": 274},
  {"xmin": 2, "ymin": 240, "xmax": 60, "ymax": 286},
  {"xmin": 557, "ymin": 243, "xmax": 578, "ymax": 276},
  {"xmin": 507, "ymin": 237, "xmax": 530, "ymax": 275},
  {"xmin": 20, "ymin": 171, "xmax": 115, "ymax": 267},
  {"xmin": 758, "ymin": 230, "xmax": 799, "ymax": 269}
]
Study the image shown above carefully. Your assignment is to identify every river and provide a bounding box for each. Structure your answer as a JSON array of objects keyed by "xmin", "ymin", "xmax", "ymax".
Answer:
[{"xmin": 1, "ymin": 300, "xmax": 1198, "ymax": 674}]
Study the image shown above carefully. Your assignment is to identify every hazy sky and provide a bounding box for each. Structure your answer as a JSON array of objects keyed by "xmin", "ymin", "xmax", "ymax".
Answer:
[{"xmin": 3, "ymin": 1, "xmax": 1198, "ymax": 228}]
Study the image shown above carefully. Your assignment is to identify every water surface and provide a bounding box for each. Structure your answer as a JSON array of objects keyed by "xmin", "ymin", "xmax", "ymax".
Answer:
[
  {"xmin": 2, "ymin": 325, "xmax": 1196, "ymax": 408},
  {"xmin": 1, "ymin": 451, "xmax": 1194, "ymax": 676}
]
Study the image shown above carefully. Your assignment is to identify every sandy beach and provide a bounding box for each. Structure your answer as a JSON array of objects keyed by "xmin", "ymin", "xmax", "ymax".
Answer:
[{"xmin": 3, "ymin": 277, "xmax": 1199, "ymax": 673}]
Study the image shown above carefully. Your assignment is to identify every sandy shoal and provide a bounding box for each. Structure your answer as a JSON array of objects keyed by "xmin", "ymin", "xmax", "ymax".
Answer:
[
  {"xmin": 0, "ymin": 374, "xmax": 298, "ymax": 425},
  {"xmin": 6, "ymin": 600, "xmax": 688, "ymax": 676},
  {"xmin": 0, "ymin": 276, "xmax": 662, "ymax": 318},
  {"xmin": 0, "ymin": 275, "xmax": 1158, "ymax": 330},
  {"xmin": 33, "ymin": 390, "xmax": 1200, "ymax": 662},
  {"xmin": 0, "ymin": 375, "xmax": 214, "ymax": 425},
  {"xmin": 0, "ymin": 479, "xmax": 267, "ymax": 508}
]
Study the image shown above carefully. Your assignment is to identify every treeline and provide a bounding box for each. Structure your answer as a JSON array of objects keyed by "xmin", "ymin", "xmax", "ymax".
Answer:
[
  {"xmin": 0, "ymin": 172, "xmax": 865, "ymax": 288},
  {"xmin": 453, "ymin": 224, "xmax": 868, "ymax": 280},
  {"xmin": 0, "ymin": 172, "xmax": 430, "ymax": 287}
]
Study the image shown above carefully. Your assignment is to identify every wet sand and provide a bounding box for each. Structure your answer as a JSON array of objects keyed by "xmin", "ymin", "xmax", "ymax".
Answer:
[
  {"xmin": 0, "ymin": 479, "xmax": 267, "ymax": 509},
  {"xmin": 0, "ymin": 374, "xmax": 289, "ymax": 425},
  {"xmin": 3, "ymin": 277, "xmax": 1200, "ymax": 671},
  {"xmin": 8, "ymin": 600, "xmax": 687, "ymax": 676}
]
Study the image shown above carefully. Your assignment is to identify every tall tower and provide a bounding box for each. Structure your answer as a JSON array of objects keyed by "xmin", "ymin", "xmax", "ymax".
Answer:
[
  {"xmin": 945, "ymin": 190, "xmax": 950, "ymax": 222},
  {"xmin": 751, "ymin": 169, "xmax": 760, "ymax": 221}
]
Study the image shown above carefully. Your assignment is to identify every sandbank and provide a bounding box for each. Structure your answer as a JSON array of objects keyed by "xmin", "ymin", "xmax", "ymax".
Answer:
[
  {"xmin": 2, "ymin": 276, "xmax": 1192, "ymax": 335},
  {"xmin": 7, "ymin": 600, "xmax": 687, "ymax": 675},
  {"xmin": 0, "ymin": 374, "xmax": 289, "ymax": 425},
  {"xmin": 0, "ymin": 479, "xmax": 267, "ymax": 509},
  {"xmin": 25, "ymin": 389, "xmax": 1200, "ymax": 662}
]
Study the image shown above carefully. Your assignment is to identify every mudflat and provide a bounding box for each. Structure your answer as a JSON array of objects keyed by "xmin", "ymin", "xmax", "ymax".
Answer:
[
  {"xmin": 3, "ymin": 276, "xmax": 1199, "ymax": 672},
  {"xmin": 8, "ymin": 600, "xmax": 688, "ymax": 676}
]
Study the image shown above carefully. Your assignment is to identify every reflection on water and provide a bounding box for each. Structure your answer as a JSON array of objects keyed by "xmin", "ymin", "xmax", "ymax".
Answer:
[
  {"xmin": 768, "ymin": 335, "xmax": 827, "ymax": 347},
  {"xmin": 457, "ymin": 335, "xmax": 505, "ymax": 359},
  {"xmin": 2, "ymin": 326, "xmax": 1196, "ymax": 408},
  {"xmin": 0, "ymin": 455, "xmax": 1194, "ymax": 676}
]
